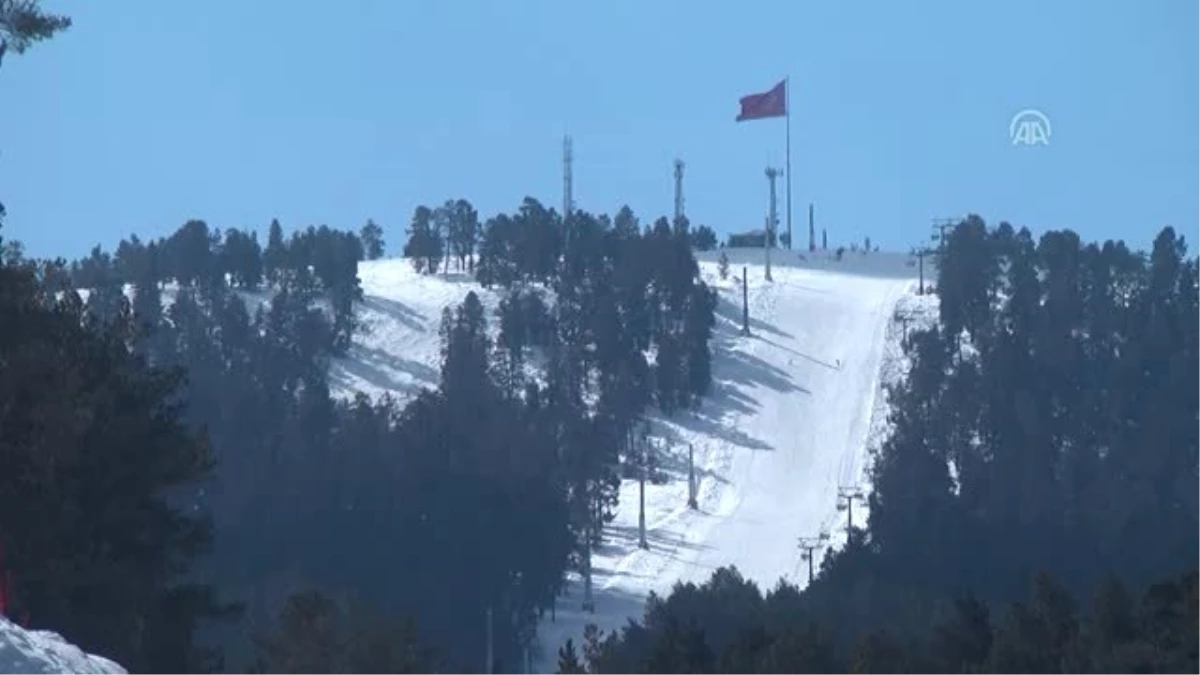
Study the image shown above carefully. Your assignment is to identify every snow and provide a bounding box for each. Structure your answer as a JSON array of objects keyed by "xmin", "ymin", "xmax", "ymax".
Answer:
[
  {"xmin": 76, "ymin": 248, "xmax": 929, "ymax": 672},
  {"xmin": 527, "ymin": 259, "xmax": 919, "ymax": 669},
  {"xmin": 329, "ymin": 265, "xmax": 487, "ymax": 400},
  {"xmin": 308, "ymin": 249, "xmax": 922, "ymax": 671},
  {"xmin": 0, "ymin": 617, "xmax": 125, "ymax": 674}
]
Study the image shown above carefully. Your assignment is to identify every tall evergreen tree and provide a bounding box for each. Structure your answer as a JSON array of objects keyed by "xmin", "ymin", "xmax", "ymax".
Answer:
[
  {"xmin": 360, "ymin": 218, "xmax": 386, "ymax": 261},
  {"xmin": 0, "ymin": 262, "xmax": 230, "ymax": 671},
  {"xmin": 404, "ymin": 205, "xmax": 442, "ymax": 274},
  {"xmin": 264, "ymin": 218, "xmax": 287, "ymax": 286}
]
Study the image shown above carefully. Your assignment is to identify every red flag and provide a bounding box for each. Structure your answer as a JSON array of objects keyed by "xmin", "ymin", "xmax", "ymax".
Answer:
[{"xmin": 736, "ymin": 79, "xmax": 787, "ymax": 122}]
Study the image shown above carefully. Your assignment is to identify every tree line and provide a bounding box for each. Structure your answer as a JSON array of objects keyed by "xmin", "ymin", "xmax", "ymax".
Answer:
[
  {"xmin": 846, "ymin": 221, "xmax": 1197, "ymax": 604},
  {"xmin": 0, "ymin": 189, "xmax": 718, "ymax": 672},
  {"xmin": 563, "ymin": 219, "xmax": 1199, "ymax": 673},
  {"xmin": 558, "ymin": 565, "xmax": 1197, "ymax": 673}
]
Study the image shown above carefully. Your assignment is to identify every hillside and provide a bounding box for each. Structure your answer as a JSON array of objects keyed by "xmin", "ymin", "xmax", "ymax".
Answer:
[
  {"xmin": 0, "ymin": 617, "xmax": 124, "ymax": 674},
  {"xmin": 322, "ymin": 248, "xmax": 926, "ymax": 669}
]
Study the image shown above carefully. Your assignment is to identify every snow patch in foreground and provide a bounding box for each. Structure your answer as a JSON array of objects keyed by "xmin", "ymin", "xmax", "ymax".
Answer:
[{"xmin": 0, "ymin": 617, "xmax": 125, "ymax": 674}]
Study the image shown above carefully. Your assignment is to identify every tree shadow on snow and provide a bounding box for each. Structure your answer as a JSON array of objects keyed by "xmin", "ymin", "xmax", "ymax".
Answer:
[
  {"xmin": 330, "ymin": 344, "xmax": 439, "ymax": 397},
  {"xmin": 431, "ymin": 270, "xmax": 477, "ymax": 285},
  {"xmin": 361, "ymin": 296, "xmax": 430, "ymax": 333},
  {"xmin": 721, "ymin": 349, "xmax": 809, "ymax": 395},
  {"xmin": 705, "ymin": 382, "xmax": 759, "ymax": 416},
  {"xmin": 672, "ymin": 411, "xmax": 774, "ymax": 452},
  {"xmin": 648, "ymin": 440, "xmax": 734, "ymax": 487},
  {"xmin": 715, "ymin": 295, "xmax": 794, "ymax": 340},
  {"xmin": 598, "ymin": 525, "xmax": 715, "ymax": 573}
]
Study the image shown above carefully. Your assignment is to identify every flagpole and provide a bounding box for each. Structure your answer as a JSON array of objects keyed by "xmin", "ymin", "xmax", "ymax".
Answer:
[{"xmin": 785, "ymin": 76, "xmax": 792, "ymax": 250}]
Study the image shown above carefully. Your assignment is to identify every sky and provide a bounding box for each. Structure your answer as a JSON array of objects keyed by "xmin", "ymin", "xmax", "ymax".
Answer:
[{"xmin": 1, "ymin": 0, "xmax": 1196, "ymax": 260}]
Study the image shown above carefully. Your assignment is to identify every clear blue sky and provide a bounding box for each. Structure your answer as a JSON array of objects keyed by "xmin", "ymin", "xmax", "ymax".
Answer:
[{"xmin": 2, "ymin": 0, "xmax": 1196, "ymax": 260}]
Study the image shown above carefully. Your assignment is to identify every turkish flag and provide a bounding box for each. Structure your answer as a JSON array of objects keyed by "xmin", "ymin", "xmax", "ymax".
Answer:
[{"xmin": 736, "ymin": 79, "xmax": 787, "ymax": 122}]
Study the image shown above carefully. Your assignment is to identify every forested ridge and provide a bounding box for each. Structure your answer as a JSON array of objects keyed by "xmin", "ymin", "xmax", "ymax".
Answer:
[
  {"xmin": 565, "ymin": 219, "xmax": 1199, "ymax": 673},
  {"xmin": 1, "ymin": 195, "xmax": 718, "ymax": 672},
  {"xmin": 5, "ymin": 198, "xmax": 1197, "ymax": 673}
]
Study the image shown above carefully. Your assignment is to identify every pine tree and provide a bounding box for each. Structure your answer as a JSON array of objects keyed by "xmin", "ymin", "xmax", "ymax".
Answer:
[
  {"xmin": 113, "ymin": 235, "xmax": 147, "ymax": 284},
  {"xmin": 692, "ymin": 225, "xmax": 718, "ymax": 252},
  {"xmin": 132, "ymin": 241, "xmax": 164, "ymax": 354},
  {"xmin": 684, "ymin": 282, "xmax": 718, "ymax": 402},
  {"xmin": 264, "ymin": 218, "xmax": 287, "ymax": 286},
  {"xmin": 404, "ymin": 205, "xmax": 442, "ymax": 274},
  {"xmin": 449, "ymin": 199, "xmax": 480, "ymax": 272},
  {"xmin": 0, "ymin": 1, "xmax": 71, "ymax": 68},
  {"xmin": 932, "ymin": 595, "xmax": 993, "ymax": 673},
  {"xmin": 556, "ymin": 639, "xmax": 586, "ymax": 674},
  {"xmin": 0, "ymin": 262, "xmax": 229, "ymax": 671},
  {"xmin": 360, "ymin": 218, "xmax": 386, "ymax": 260},
  {"xmin": 171, "ymin": 219, "xmax": 215, "ymax": 288}
]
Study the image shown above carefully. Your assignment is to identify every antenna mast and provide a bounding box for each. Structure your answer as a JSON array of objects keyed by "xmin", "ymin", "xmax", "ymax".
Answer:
[
  {"xmin": 765, "ymin": 167, "xmax": 781, "ymax": 281},
  {"xmin": 563, "ymin": 135, "xmax": 574, "ymax": 237},
  {"xmin": 673, "ymin": 158, "xmax": 685, "ymax": 225}
]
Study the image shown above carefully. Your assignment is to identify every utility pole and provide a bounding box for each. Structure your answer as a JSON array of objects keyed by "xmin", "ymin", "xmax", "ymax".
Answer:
[
  {"xmin": 638, "ymin": 421, "xmax": 649, "ymax": 550},
  {"xmin": 836, "ymin": 485, "xmax": 867, "ymax": 537},
  {"xmin": 687, "ymin": 443, "xmax": 698, "ymax": 509},
  {"xmin": 808, "ymin": 202, "xmax": 815, "ymax": 253},
  {"xmin": 741, "ymin": 267, "xmax": 750, "ymax": 335},
  {"xmin": 673, "ymin": 159, "xmax": 685, "ymax": 225},
  {"xmin": 916, "ymin": 247, "xmax": 926, "ymax": 295},
  {"xmin": 926, "ymin": 215, "xmax": 957, "ymax": 289},
  {"xmin": 798, "ymin": 532, "xmax": 830, "ymax": 584},
  {"xmin": 563, "ymin": 135, "xmax": 574, "ymax": 244},
  {"xmin": 765, "ymin": 167, "xmax": 781, "ymax": 281}
]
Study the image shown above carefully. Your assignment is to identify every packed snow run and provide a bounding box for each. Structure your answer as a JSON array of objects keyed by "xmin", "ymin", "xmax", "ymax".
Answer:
[{"xmin": 326, "ymin": 247, "xmax": 927, "ymax": 671}]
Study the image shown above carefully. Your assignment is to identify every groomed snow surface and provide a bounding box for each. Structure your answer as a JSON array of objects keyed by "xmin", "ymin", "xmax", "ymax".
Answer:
[
  {"xmin": 532, "ymin": 256, "xmax": 922, "ymax": 671},
  {"xmin": 333, "ymin": 248, "xmax": 927, "ymax": 672},
  {"xmin": 0, "ymin": 617, "xmax": 125, "ymax": 674}
]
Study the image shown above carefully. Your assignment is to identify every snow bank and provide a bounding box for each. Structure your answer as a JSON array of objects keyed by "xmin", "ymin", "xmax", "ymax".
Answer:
[{"xmin": 0, "ymin": 618, "xmax": 125, "ymax": 674}]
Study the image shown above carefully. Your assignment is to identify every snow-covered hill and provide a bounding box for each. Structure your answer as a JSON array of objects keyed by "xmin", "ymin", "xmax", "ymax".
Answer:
[
  {"xmin": 75, "ymin": 247, "xmax": 927, "ymax": 671},
  {"xmin": 331, "ymin": 249, "xmax": 928, "ymax": 671},
  {"xmin": 329, "ymin": 266, "xmax": 498, "ymax": 401},
  {"xmin": 0, "ymin": 617, "xmax": 125, "ymax": 674},
  {"xmin": 532, "ymin": 264, "xmax": 925, "ymax": 670}
]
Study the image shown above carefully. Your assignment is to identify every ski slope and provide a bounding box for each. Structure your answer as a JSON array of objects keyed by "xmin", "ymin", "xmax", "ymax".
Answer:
[
  {"xmin": 530, "ymin": 254, "xmax": 922, "ymax": 669},
  {"xmin": 325, "ymin": 248, "xmax": 926, "ymax": 671},
  {"xmin": 69, "ymin": 246, "xmax": 928, "ymax": 671}
]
